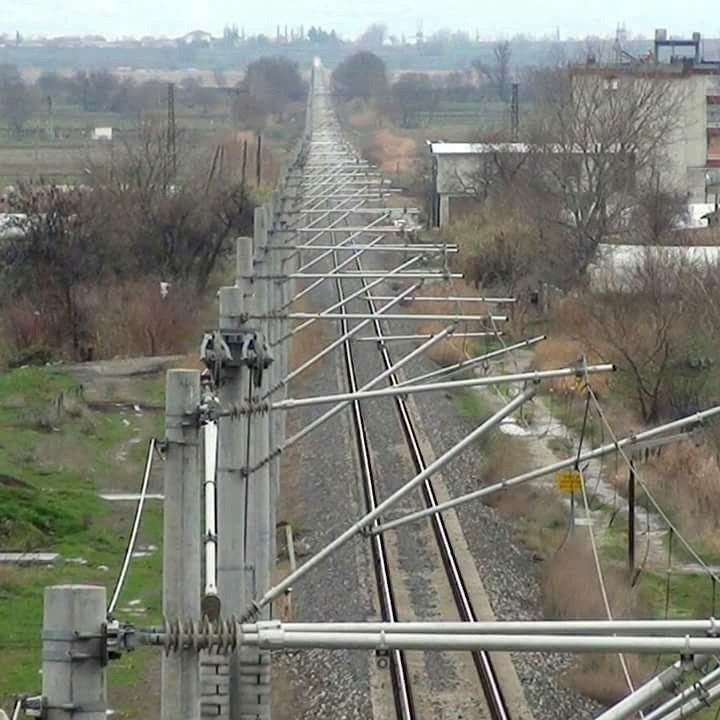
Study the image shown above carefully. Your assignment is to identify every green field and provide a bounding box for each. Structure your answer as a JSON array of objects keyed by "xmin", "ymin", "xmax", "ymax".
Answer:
[
  {"xmin": 0, "ymin": 365, "xmax": 166, "ymax": 717},
  {"xmin": 0, "ymin": 101, "xmax": 305, "ymax": 186}
]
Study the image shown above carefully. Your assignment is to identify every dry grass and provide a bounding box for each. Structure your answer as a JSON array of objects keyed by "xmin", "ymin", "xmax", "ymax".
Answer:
[
  {"xmin": 530, "ymin": 335, "xmax": 611, "ymax": 396},
  {"xmin": 348, "ymin": 108, "xmax": 379, "ymax": 129},
  {"xmin": 1, "ymin": 278, "xmax": 202, "ymax": 364},
  {"xmin": 542, "ymin": 538, "xmax": 650, "ymax": 703},
  {"xmin": 625, "ymin": 441, "xmax": 720, "ymax": 552},
  {"xmin": 91, "ymin": 279, "xmax": 202, "ymax": 358},
  {"xmin": 478, "ymin": 432, "xmax": 569, "ymax": 556},
  {"xmin": 288, "ymin": 292, "xmax": 327, "ymax": 373},
  {"xmin": 566, "ymin": 654, "xmax": 649, "ymax": 705},
  {"xmin": 543, "ymin": 538, "xmax": 641, "ymax": 618},
  {"xmin": 365, "ymin": 129, "xmax": 420, "ymax": 175}
]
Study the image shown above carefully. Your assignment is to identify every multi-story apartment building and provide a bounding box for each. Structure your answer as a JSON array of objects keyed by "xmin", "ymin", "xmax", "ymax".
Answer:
[{"xmin": 584, "ymin": 30, "xmax": 720, "ymax": 204}]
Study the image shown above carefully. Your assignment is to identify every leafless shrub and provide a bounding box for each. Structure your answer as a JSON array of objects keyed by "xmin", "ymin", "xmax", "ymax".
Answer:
[{"xmin": 561, "ymin": 251, "xmax": 720, "ymax": 422}]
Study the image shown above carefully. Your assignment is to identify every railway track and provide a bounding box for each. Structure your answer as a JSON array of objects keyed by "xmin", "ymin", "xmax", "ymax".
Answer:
[
  {"xmin": 333, "ymin": 251, "xmax": 417, "ymax": 720},
  {"xmin": 352, "ymin": 257, "xmax": 511, "ymax": 720},
  {"xmin": 303, "ymin": 75, "xmax": 513, "ymax": 719}
]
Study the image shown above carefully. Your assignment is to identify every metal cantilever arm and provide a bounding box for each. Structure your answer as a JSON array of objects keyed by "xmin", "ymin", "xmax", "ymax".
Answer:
[
  {"xmin": 396, "ymin": 335, "xmax": 547, "ymax": 387},
  {"xmin": 261, "ymin": 281, "xmax": 421, "ymax": 400},
  {"xmin": 273, "ymin": 364, "xmax": 614, "ymax": 411},
  {"xmin": 243, "ymin": 388, "xmax": 535, "ymax": 618},
  {"xmin": 274, "ymin": 255, "xmax": 421, "ymax": 347},
  {"xmin": 272, "ymin": 323, "xmax": 456, "ymax": 452},
  {"xmin": 369, "ymin": 403, "xmax": 720, "ymax": 536}
]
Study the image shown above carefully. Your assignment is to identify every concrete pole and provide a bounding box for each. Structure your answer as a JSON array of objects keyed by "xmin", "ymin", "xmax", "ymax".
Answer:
[
  {"xmin": 162, "ymin": 369, "xmax": 201, "ymax": 720},
  {"xmin": 236, "ymin": 208, "xmax": 272, "ymax": 719},
  {"xmin": 42, "ymin": 585, "xmax": 107, "ymax": 720},
  {"xmin": 216, "ymin": 281, "xmax": 250, "ymax": 720}
]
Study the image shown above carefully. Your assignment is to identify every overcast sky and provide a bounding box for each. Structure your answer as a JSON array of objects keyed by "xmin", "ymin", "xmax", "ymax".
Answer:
[{"xmin": 3, "ymin": 0, "xmax": 716, "ymax": 41}]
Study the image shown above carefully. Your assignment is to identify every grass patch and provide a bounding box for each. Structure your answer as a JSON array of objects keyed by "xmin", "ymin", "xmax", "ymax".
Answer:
[
  {"xmin": 452, "ymin": 388, "xmax": 494, "ymax": 423},
  {"xmin": 0, "ymin": 365, "xmax": 165, "ymax": 713}
]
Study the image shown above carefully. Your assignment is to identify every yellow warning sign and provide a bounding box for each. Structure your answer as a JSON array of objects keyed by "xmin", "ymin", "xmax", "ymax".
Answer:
[{"xmin": 556, "ymin": 469, "xmax": 582, "ymax": 493}]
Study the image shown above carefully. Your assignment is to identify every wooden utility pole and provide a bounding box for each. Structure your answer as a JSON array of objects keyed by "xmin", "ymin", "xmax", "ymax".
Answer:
[
  {"xmin": 511, "ymin": 82, "xmax": 519, "ymax": 141},
  {"xmin": 242, "ymin": 139, "xmax": 249, "ymax": 188},
  {"xmin": 256, "ymin": 134, "xmax": 263, "ymax": 187},
  {"xmin": 161, "ymin": 369, "xmax": 201, "ymax": 720},
  {"xmin": 167, "ymin": 82, "xmax": 177, "ymax": 177},
  {"xmin": 628, "ymin": 461, "xmax": 636, "ymax": 576}
]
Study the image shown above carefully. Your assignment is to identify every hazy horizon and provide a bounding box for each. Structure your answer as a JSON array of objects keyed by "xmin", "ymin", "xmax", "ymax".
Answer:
[{"xmin": 3, "ymin": 0, "xmax": 718, "ymax": 42}]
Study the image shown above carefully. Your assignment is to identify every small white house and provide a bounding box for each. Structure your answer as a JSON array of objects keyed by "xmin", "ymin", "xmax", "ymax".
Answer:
[
  {"xmin": 92, "ymin": 127, "xmax": 113, "ymax": 141},
  {"xmin": 589, "ymin": 243, "xmax": 720, "ymax": 290}
]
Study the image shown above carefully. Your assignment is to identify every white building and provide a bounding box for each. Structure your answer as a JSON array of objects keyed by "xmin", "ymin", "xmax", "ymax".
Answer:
[{"xmin": 91, "ymin": 127, "xmax": 113, "ymax": 141}]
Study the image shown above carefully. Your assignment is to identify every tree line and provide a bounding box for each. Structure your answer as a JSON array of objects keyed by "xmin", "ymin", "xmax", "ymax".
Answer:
[
  {"xmin": 0, "ymin": 56, "xmax": 306, "ymax": 133},
  {"xmin": 0, "ymin": 123, "xmax": 264, "ymax": 364},
  {"xmin": 330, "ymin": 45, "xmax": 517, "ymax": 129}
]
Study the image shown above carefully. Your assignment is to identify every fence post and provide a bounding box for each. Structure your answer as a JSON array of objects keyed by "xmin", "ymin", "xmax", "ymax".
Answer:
[
  {"xmin": 42, "ymin": 585, "xmax": 107, "ymax": 720},
  {"xmin": 161, "ymin": 369, "xmax": 201, "ymax": 720}
]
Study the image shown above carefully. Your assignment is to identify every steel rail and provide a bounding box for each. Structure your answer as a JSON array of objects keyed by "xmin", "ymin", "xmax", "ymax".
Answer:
[{"xmin": 289, "ymin": 232, "xmax": 386, "ymax": 305}]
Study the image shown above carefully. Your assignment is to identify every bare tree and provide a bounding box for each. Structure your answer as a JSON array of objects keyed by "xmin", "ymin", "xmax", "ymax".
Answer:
[
  {"xmin": 93, "ymin": 122, "xmax": 255, "ymax": 291},
  {"xmin": 570, "ymin": 250, "xmax": 716, "ymax": 422},
  {"xmin": 473, "ymin": 41, "xmax": 512, "ymax": 102},
  {"xmin": 524, "ymin": 67, "xmax": 688, "ymax": 278},
  {"xmin": 632, "ymin": 170, "xmax": 689, "ymax": 245},
  {"xmin": 332, "ymin": 52, "xmax": 388, "ymax": 101},
  {"xmin": 391, "ymin": 73, "xmax": 434, "ymax": 127},
  {"xmin": 0, "ymin": 184, "xmax": 112, "ymax": 357},
  {"xmin": 0, "ymin": 64, "xmax": 34, "ymax": 132},
  {"xmin": 240, "ymin": 56, "xmax": 305, "ymax": 121}
]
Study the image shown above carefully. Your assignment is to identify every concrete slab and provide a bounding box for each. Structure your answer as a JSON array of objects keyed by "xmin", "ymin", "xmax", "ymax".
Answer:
[
  {"xmin": 100, "ymin": 493, "xmax": 164, "ymax": 501},
  {"xmin": 0, "ymin": 552, "xmax": 60, "ymax": 564}
]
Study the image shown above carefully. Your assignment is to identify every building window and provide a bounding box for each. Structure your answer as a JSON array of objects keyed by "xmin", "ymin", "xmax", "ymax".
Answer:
[
  {"xmin": 603, "ymin": 77, "xmax": 619, "ymax": 91},
  {"xmin": 708, "ymin": 132, "xmax": 720, "ymax": 166},
  {"xmin": 708, "ymin": 97, "xmax": 720, "ymax": 128}
]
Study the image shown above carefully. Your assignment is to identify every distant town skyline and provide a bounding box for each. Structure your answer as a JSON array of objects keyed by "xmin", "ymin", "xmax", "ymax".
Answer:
[{"xmin": 2, "ymin": 0, "xmax": 718, "ymax": 42}]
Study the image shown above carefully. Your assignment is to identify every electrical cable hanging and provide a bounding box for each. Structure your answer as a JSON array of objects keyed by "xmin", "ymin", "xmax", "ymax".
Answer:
[
  {"xmin": 552, "ymin": 390, "xmax": 590, "ymax": 558},
  {"xmin": 631, "ymin": 489, "xmax": 651, "ymax": 588},
  {"xmin": 651, "ymin": 527, "xmax": 676, "ymax": 676},
  {"xmin": 107, "ymin": 437, "xmax": 157, "ymax": 617},
  {"xmin": 578, "ymin": 464, "xmax": 636, "ymax": 695},
  {"xmin": 664, "ymin": 529, "xmax": 675, "ymax": 621}
]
